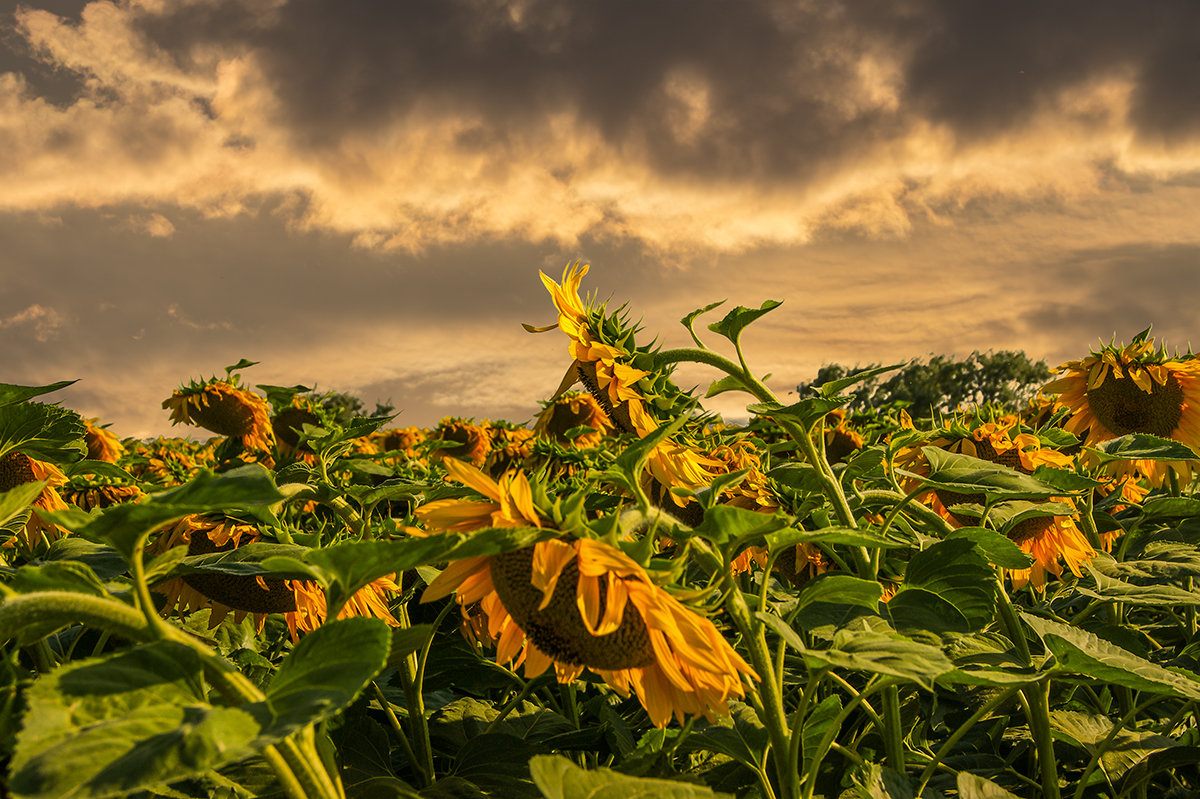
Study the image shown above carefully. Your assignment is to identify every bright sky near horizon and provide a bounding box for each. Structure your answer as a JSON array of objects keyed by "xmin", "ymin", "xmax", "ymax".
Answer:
[{"xmin": 3, "ymin": 0, "xmax": 1200, "ymax": 438}]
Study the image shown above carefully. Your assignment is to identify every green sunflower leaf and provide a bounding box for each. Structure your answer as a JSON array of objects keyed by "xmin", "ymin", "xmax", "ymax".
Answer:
[
  {"xmin": 944, "ymin": 527, "xmax": 1034, "ymax": 569},
  {"xmin": 748, "ymin": 396, "xmax": 851, "ymax": 429},
  {"xmin": 814, "ymin": 362, "xmax": 905, "ymax": 399},
  {"xmin": 0, "ymin": 482, "xmax": 46, "ymax": 529},
  {"xmin": 77, "ymin": 465, "xmax": 284, "ymax": 558},
  {"xmin": 265, "ymin": 617, "xmax": 390, "ymax": 735},
  {"xmin": 1090, "ymin": 433, "xmax": 1199, "ymax": 462},
  {"xmin": 706, "ymin": 300, "xmax": 783, "ymax": 349},
  {"xmin": 911, "ymin": 448, "xmax": 1060, "ymax": 500},
  {"xmin": 680, "ymin": 300, "xmax": 726, "ymax": 348},
  {"xmin": 803, "ymin": 630, "xmax": 954, "ymax": 690},
  {"xmin": 794, "ymin": 573, "xmax": 884, "ymax": 614},
  {"xmin": 529, "ymin": 754, "xmax": 734, "ymax": 799},
  {"xmin": 0, "ymin": 401, "xmax": 87, "ymax": 463},
  {"xmin": 957, "ymin": 772, "xmax": 1022, "ymax": 799},
  {"xmin": 8, "ymin": 641, "xmax": 266, "ymax": 799},
  {"xmin": 0, "ymin": 381, "xmax": 76, "ymax": 409},
  {"xmin": 1021, "ymin": 612, "xmax": 1200, "ymax": 700}
]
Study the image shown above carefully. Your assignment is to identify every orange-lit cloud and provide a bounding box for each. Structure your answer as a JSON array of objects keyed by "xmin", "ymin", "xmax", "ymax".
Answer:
[{"xmin": 2, "ymin": 0, "xmax": 1200, "ymax": 437}]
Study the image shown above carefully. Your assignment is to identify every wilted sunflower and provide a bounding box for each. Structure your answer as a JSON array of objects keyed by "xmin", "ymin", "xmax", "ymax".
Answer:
[
  {"xmin": 899, "ymin": 419, "xmax": 1094, "ymax": 590},
  {"xmin": 486, "ymin": 425, "xmax": 535, "ymax": 476},
  {"xmin": 270, "ymin": 401, "xmax": 321, "ymax": 460},
  {"xmin": 163, "ymin": 379, "xmax": 275, "ymax": 452},
  {"xmin": 153, "ymin": 514, "xmax": 399, "ymax": 640},
  {"xmin": 415, "ymin": 458, "xmax": 757, "ymax": 727},
  {"xmin": 0, "ymin": 451, "xmax": 69, "ymax": 549},
  {"xmin": 83, "ymin": 418, "xmax": 125, "ymax": 463},
  {"xmin": 1043, "ymin": 334, "xmax": 1200, "ymax": 486}
]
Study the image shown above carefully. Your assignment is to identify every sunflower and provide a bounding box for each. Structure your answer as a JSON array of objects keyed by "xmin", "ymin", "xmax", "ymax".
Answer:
[
  {"xmin": 0, "ymin": 451, "xmax": 69, "ymax": 549},
  {"xmin": 534, "ymin": 392, "xmax": 614, "ymax": 448},
  {"xmin": 369, "ymin": 426, "xmax": 428, "ymax": 459},
  {"xmin": 415, "ymin": 459, "xmax": 757, "ymax": 727},
  {"xmin": 899, "ymin": 419, "xmax": 1094, "ymax": 590},
  {"xmin": 83, "ymin": 418, "xmax": 125, "ymax": 463},
  {"xmin": 824, "ymin": 409, "xmax": 865, "ymax": 463},
  {"xmin": 430, "ymin": 417, "xmax": 492, "ymax": 467},
  {"xmin": 486, "ymin": 425, "xmax": 535, "ymax": 477},
  {"xmin": 537, "ymin": 264, "xmax": 722, "ymax": 509},
  {"xmin": 66, "ymin": 483, "xmax": 144, "ymax": 511},
  {"xmin": 271, "ymin": 402, "xmax": 321, "ymax": 460},
  {"xmin": 152, "ymin": 515, "xmax": 399, "ymax": 640},
  {"xmin": 163, "ymin": 379, "xmax": 275, "ymax": 452},
  {"xmin": 1043, "ymin": 335, "xmax": 1200, "ymax": 486}
]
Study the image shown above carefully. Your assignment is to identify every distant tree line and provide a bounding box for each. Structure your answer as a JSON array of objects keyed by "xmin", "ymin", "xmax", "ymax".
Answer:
[{"xmin": 797, "ymin": 351, "xmax": 1053, "ymax": 419}]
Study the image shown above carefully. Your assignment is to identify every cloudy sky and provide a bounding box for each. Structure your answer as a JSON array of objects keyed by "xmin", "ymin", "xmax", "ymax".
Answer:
[{"xmin": 4, "ymin": 0, "xmax": 1200, "ymax": 438}]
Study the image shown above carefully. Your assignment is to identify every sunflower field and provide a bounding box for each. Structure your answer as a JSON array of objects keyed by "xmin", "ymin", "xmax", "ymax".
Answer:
[{"xmin": 4, "ymin": 264, "xmax": 1200, "ymax": 799}]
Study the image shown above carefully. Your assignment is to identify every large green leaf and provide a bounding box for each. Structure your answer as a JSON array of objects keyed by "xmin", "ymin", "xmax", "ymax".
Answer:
[
  {"xmin": 1022, "ymin": 613, "xmax": 1200, "ymax": 700},
  {"xmin": 747, "ymin": 396, "xmax": 851, "ymax": 429},
  {"xmin": 801, "ymin": 694, "xmax": 842, "ymax": 773},
  {"xmin": 687, "ymin": 505, "xmax": 791, "ymax": 548},
  {"xmin": 804, "ymin": 629, "xmax": 953, "ymax": 690},
  {"xmin": 888, "ymin": 538, "xmax": 996, "ymax": 634},
  {"xmin": 265, "ymin": 617, "xmax": 390, "ymax": 734},
  {"xmin": 913, "ymin": 448, "xmax": 1060, "ymax": 500},
  {"xmin": 794, "ymin": 574, "xmax": 884, "ymax": 614},
  {"xmin": 815, "ymin": 363, "xmax": 904, "ymax": 398},
  {"xmin": 0, "ymin": 381, "xmax": 77, "ymax": 409},
  {"xmin": 1049, "ymin": 710, "xmax": 1178, "ymax": 787},
  {"xmin": 956, "ymin": 772, "xmax": 1021, "ymax": 799},
  {"xmin": 529, "ymin": 754, "xmax": 733, "ymax": 799},
  {"xmin": 0, "ymin": 401, "xmax": 87, "ymax": 463},
  {"xmin": 1077, "ymin": 560, "xmax": 1200, "ymax": 607},
  {"xmin": 944, "ymin": 527, "xmax": 1034, "ymax": 570},
  {"xmin": 449, "ymin": 733, "xmax": 542, "ymax": 798},
  {"xmin": 683, "ymin": 703, "xmax": 768, "ymax": 770},
  {"xmin": 706, "ymin": 300, "xmax": 783, "ymax": 349},
  {"xmin": 9, "ymin": 641, "xmax": 265, "ymax": 799},
  {"xmin": 1090, "ymin": 434, "xmax": 1199, "ymax": 462},
  {"xmin": 0, "ymin": 482, "xmax": 47, "ymax": 529},
  {"xmin": 78, "ymin": 466, "xmax": 284, "ymax": 557}
]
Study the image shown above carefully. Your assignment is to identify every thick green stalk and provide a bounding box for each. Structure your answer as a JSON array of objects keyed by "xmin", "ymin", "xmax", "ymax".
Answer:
[
  {"xmin": 881, "ymin": 684, "xmax": 905, "ymax": 774},
  {"xmin": 994, "ymin": 582, "xmax": 1059, "ymax": 799},
  {"xmin": 724, "ymin": 586, "xmax": 800, "ymax": 799},
  {"xmin": 395, "ymin": 604, "xmax": 436, "ymax": 785}
]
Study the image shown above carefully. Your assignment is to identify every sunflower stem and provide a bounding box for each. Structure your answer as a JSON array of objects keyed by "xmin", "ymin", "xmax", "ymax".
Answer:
[
  {"xmin": 880, "ymin": 683, "xmax": 905, "ymax": 775},
  {"xmin": 395, "ymin": 603, "xmax": 436, "ymax": 786},
  {"xmin": 723, "ymin": 583, "xmax": 800, "ymax": 799},
  {"xmin": 372, "ymin": 681, "xmax": 428, "ymax": 786}
]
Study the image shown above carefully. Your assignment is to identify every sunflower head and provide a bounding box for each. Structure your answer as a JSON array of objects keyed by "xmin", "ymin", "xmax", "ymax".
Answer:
[
  {"xmin": 0, "ymin": 451, "xmax": 69, "ymax": 548},
  {"xmin": 163, "ymin": 377, "xmax": 275, "ymax": 452},
  {"xmin": 534, "ymin": 392, "xmax": 614, "ymax": 447},
  {"xmin": 429, "ymin": 418, "xmax": 492, "ymax": 467},
  {"xmin": 83, "ymin": 419, "xmax": 125, "ymax": 463}
]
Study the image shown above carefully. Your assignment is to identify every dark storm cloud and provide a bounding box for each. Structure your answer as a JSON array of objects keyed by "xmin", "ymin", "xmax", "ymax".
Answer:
[
  {"xmin": 123, "ymin": 0, "xmax": 1200, "ymax": 185},
  {"xmin": 1018, "ymin": 242, "xmax": 1199, "ymax": 357},
  {"xmin": 899, "ymin": 0, "xmax": 1200, "ymax": 143}
]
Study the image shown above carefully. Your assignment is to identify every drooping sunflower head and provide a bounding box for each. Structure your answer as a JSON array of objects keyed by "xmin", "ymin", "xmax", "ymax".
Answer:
[
  {"xmin": 152, "ymin": 514, "xmax": 399, "ymax": 640},
  {"xmin": 534, "ymin": 392, "xmax": 615, "ymax": 447},
  {"xmin": 0, "ymin": 451, "xmax": 69, "ymax": 549},
  {"xmin": 270, "ymin": 400, "xmax": 322, "ymax": 456},
  {"xmin": 1042, "ymin": 333, "xmax": 1200, "ymax": 484},
  {"xmin": 424, "ymin": 536, "xmax": 757, "ymax": 727},
  {"xmin": 83, "ymin": 418, "xmax": 125, "ymax": 463},
  {"xmin": 163, "ymin": 377, "xmax": 275, "ymax": 452},
  {"xmin": 486, "ymin": 425, "xmax": 535, "ymax": 476},
  {"xmin": 370, "ymin": 426, "xmax": 428, "ymax": 458},
  {"xmin": 429, "ymin": 417, "xmax": 492, "ymax": 467}
]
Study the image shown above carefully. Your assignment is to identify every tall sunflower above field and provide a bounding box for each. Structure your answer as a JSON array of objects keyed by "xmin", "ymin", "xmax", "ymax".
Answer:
[
  {"xmin": 532, "ymin": 263, "xmax": 722, "ymax": 508},
  {"xmin": 162, "ymin": 371, "xmax": 275, "ymax": 453},
  {"xmin": 1043, "ymin": 331, "xmax": 1200, "ymax": 485}
]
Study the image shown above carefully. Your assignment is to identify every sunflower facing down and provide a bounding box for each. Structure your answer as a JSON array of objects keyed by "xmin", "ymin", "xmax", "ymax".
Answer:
[
  {"xmin": 162, "ymin": 379, "xmax": 275, "ymax": 453},
  {"xmin": 0, "ymin": 451, "xmax": 70, "ymax": 549},
  {"xmin": 152, "ymin": 514, "xmax": 399, "ymax": 640},
  {"xmin": 898, "ymin": 419, "xmax": 1095, "ymax": 590},
  {"xmin": 415, "ymin": 458, "xmax": 757, "ymax": 727},
  {"xmin": 1043, "ymin": 335, "xmax": 1200, "ymax": 486}
]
